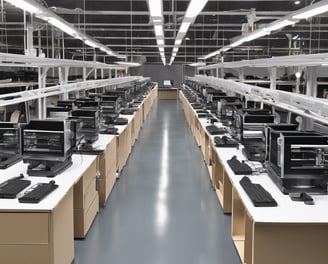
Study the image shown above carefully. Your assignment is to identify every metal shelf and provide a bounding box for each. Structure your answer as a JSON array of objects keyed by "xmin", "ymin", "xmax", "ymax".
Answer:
[{"xmin": 187, "ymin": 75, "xmax": 328, "ymax": 125}]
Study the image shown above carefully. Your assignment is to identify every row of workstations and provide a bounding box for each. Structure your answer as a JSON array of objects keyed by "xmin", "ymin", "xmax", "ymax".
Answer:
[
  {"xmin": 179, "ymin": 85, "xmax": 328, "ymax": 264},
  {"xmin": 0, "ymin": 84, "xmax": 158, "ymax": 264}
]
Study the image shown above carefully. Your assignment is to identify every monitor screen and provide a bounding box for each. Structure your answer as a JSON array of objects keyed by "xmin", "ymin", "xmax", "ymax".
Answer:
[{"xmin": 163, "ymin": 80, "xmax": 172, "ymax": 87}]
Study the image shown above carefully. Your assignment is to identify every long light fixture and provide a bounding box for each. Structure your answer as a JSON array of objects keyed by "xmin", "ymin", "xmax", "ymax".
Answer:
[
  {"xmin": 5, "ymin": 0, "xmax": 39, "ymax": 13},
  {"xmin": 85, "ymin": 40, "xmax": 98, "ymax": 48},
  {"xmin": 46, "ymin": 17, "xmax": 79, "ymax": 38},
  {"xmin": 146, "ymin": 0, "xmax": 166, "ymax": 65},
  {"xmin": 115, "ymin": 61, "xmax": 141, "ymax": 67},
  {"xmin": 266, "ymin": 19, "xmax": 296, "ymax": 32},
  {"xmin": 200, "ymin": 1, "xmax": 328, "ymax": 61},
  {"xmin": 293, "ymin": 1, "xmax": 328, "ymax": 19},
  {"xmin": 185, "ymin": 0, "xmax": 208, "ymax": 18},
  {"xmin": 169, "ymin": 0, "xmax": 208, "ymax": 66},
  {"xmin": 5, "ymin": 0, "xmax": 125, "ymax": 59}
]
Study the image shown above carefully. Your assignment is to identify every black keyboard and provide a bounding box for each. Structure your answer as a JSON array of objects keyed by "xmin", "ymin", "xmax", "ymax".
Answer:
[
  {"xmin": 0, "ymin": 178, "xmax": 31, "ymax": 199},
  {"xmin": 19, "ymin": 181, "xmax": 58, "ymax": 203},
  {"xmin": 206, "ymin": 125, "xmax": 228, "ymax": 135},
  {"xmin": 227, "ymin": 156, "xmax": 252, "ymax": 175},
  {"xmin": 214, "ymin": 136, "xmax": 239, "ymax": 147},
  {"xmin": 114, "ymin": 117, "xmax": 128, "ymax": 125},
  {"xmin": 239, "ymin": 177, "xmax": 277, "ymax": 207}
]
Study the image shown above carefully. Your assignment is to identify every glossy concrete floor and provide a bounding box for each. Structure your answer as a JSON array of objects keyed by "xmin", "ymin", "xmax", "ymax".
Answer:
[{"xmin": 74, "ymin": 100, "xmax": 241, "ymax": 264}]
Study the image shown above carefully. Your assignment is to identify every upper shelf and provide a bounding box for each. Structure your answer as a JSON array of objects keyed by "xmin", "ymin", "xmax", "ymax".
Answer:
[
  {"xmin": 0, "ymin": 52, "xmax": 126, "ymax": 69},
  {"xmin": 187, "ymin": 75, "xmax": 328, "ymax": 125},
  {"xmin": 199, "ymin": 53, "xmax": 328, "ymax": 70}
]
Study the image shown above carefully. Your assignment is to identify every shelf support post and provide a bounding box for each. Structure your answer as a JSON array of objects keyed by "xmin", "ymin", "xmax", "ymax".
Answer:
[
  {"xmin": 306, "ymin": 66, "xmax": 317, "ymax": 97},
  {"xmin": 270, "ymin": 67, "xmax": 277, "ymax": 90},
  {"xmin": 38, "ymin": 66, "xmax": 49, "ymax": 120}
]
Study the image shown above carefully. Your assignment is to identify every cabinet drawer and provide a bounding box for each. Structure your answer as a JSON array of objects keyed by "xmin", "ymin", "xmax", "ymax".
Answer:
[{"xmin": 0, "ymin": 213, "xmax": 49, "ymax": 244}]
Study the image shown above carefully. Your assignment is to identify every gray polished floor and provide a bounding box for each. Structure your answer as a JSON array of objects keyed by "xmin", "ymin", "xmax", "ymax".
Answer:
[{"xmin": 74, "ymin": 100, "xmax": 241, "ymax": 264}]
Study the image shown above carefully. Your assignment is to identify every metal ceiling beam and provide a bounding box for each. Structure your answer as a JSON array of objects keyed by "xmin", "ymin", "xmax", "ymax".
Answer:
[{"xmin": 52, "ymin": 9, "xmax": 289, "ymax": 17}]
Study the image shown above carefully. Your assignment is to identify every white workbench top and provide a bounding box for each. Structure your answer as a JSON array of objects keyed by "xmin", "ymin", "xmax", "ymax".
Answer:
[
  {"xmin": 183, "ymin": 90, "xmax": 328, "ymax": 224},
  {"xmin": 92, "ymin": 134, "xmax": 116, "ymax": 151},
  {"xmin": 0, "ymin": 154, "xmax": 96, "ymax": 212}
]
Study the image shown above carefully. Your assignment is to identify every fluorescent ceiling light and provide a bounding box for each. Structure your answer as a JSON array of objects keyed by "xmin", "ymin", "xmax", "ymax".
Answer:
[
  {"xmin": 157, "ymin": 39, "xmax": 164, "ymax": 45},
  {"xmin": 173, "ymin": 47, "xmax": 179, "ymax": 52},
  {"xmin": 5, "ymin": 0, "xmax": 40, "ymax": 13},
  {"xmin": 222, "ymin": 47, "xmax": 231, "ymax": 52},
  {"xmin": 188, "ymin": 62, "xmax": 206, "ymax": 67},
  {"xmin": 161, "ymin": 57, "xmax": 166, "ymax": 66},
  {"xmin": 154, "ymin": 25, "xmax": 164, "ymax": 37},
  {"xmin": 243, "ymin": 29, "xmax": 268, "ymax": 42},
  {"xmin": 293, "ymin": 4, "xmax": 328, "ymax": 19},
  {"xmin": 47, "ymin": 17, "xmax": 78, "ymax": 37},
  {"xmin": 175, "ymin": 39, "xmax": 182, "ymax": 45},
  {"xmin": 115, "ymin": 62, "xmax": 141, "ymax": 67},
  {"xmin": 185, "ymin": 0, "xmax": 208, "ymax": 18},
  {"xmin": 230, "ymin": 39, "xmax": 244, "ymax": 48},
  {"xmin": 159, "ymin": 47, "xmax": 164, "ymax": 53},
  {"xmin": 179, "ymin": 22, "xmax": 191, "ymax": 33},
  {"xmin": 147, "ymin": 0, "xmax": 163, "ymax": 19},
  {"xmin": 85, "ymin": 40, "xmax": 98, "ymax": 48},
  {"xmin": 266, "ymin": 19, "xmax": 296, "ymax": 32}
]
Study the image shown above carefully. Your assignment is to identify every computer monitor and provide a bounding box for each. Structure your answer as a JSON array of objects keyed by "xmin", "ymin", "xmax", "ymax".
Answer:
[{"xmin": 163, "ymin": 80, "xmax": 172, "ymax": 87}]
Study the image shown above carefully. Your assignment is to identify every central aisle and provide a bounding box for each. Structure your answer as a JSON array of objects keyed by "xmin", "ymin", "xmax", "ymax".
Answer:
[{"xmin": 74, "ymin": 99, "xmax": 241, "ymax": 264}]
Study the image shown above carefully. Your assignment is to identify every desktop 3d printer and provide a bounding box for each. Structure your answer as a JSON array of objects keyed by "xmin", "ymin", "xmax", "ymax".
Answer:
[
  {"xmin": 21, "ymin": 120, "xmax": 73, "ymax": 177},
  {"xmin": 71, "ymin": 109, "xmax": 101, "ymax": 154},
  {"xmin": 0, "ymin": 122, "xmax": 22, "ymax": 169},
  {"xmin": 268, "ymin": 131, "xmax": 328, "ymax": 194}
]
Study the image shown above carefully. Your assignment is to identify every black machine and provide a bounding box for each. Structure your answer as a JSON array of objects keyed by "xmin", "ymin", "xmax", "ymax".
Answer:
[
  {"xmin": 233, "ymin": 110, "xmax": 276, "ymax": 162},
  {"xmin": 71, "ymin": 109, "xmax": 101, "ymax": 154},
  {"xmin": 47, "ymin": 107, "xmax": 71, "ymax": 120},
  {"xmin": 267, "ymin": 131, "xmax": 328, "ymax": 194},
  {"xmin": 217, "ymin": 96, "xmax": 243, "ymax": 120},
  {"xmin": 100, "ymin": 95, "xmax": 122, "ymax": 124},
  {"xmin": 0, "ymin": 122, "xmax": 22, "ymax": 169},
  {"xmin": 21, "ymin": 120, "xmax": 73, "ymax": 177}
]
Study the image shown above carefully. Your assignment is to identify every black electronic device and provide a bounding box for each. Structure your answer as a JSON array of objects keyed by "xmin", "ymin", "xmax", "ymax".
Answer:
[
  {"xmin": 227, "ymin": 156, "xmax": 253, "ymax": 175},
  {"xmin": 18, "ymin": 180, "xmax": 58, "ymax": 203},
  {"xmin": 0, "ymin": 122, "xmax": 22, "ymax": 169},
  {"xmin": 214, "ymin": 136, "xmax": 239, "ymax": 148},
  {"xmin": 114, "ymin": 117, "xmax": 128, "ymax": 126},
  {"xmin": 289, "ymin": 192, "xmax": 314, "ymax": 205},
  {"xmin": 99, "ymin": 126, "xmax": 118, "ymax": 135},
  {"xmin": 71, "ymin": 109, "xmax": 101, "ymax": 154},
  {"xmin": 47, "ymin": 107, "xmax": 71, "ymax": 120},
  {"xmin": 206, "ymin": 125, "xmax": 228, "ymax": 135},
  {"xmin": 21, "ymin": 120, "xmax": 73, "ymax": 177},
  {"xmin": 0, "ymin": 175, "xmax": 31, "ymax": 198},
  {"xmin": 234, "ymin": 110, "xmax": 276, "ymax": 162},
  {"xmin": 239, "ymin": 177, "xmax": 277, "ymax": 207},
  {"xmin": 241, "ymin": 141, "xmax": 266, "ymax": 162},
  {"xmin": 120, "ymin": 108, "xmax": 137, "ymax": 115},
  {"xmin": 76, "ymin": 101, "xmax": 100, "ymax": 110},
  {"xmin": 267, "ymin": 131, "xmax": 328, "ymax": 194},
  {"xmin": 56, "ymin": 100, "xmax": 76, "ymax": 109}
]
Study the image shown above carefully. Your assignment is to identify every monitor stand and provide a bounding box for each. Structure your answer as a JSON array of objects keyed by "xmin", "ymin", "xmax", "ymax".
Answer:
[
  {"xmin": 0, "ymin": 154, "xmax": 21, "ymax": 169},
  {"xmin": 267, "ymin": 164, "xmax": 328, "ymax": 194},
  {"xmin": 25, "ymin": 158, "xmax": 73, "ymax": 177}
]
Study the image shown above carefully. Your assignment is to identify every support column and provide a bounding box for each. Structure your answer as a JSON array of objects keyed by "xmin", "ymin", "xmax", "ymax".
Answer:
[
  {"xmin": 238, "ymin": 68, "xmax": 245, "ymax": 82},
  {"xmin": 38, "ymin": 67, "xmax": 49, "ymax": 120},
  {"xmin": 270, "ymin": 67, "xmax": 277, "ymax": 90},
  {"xmin": 306, "ymin": 66, "xmax": 317, "ymax": 97},
  {"xmin": 59, "ymin": 67, "xmax": 69, "ymax": 100}
]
